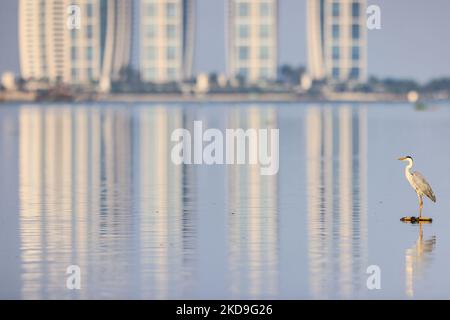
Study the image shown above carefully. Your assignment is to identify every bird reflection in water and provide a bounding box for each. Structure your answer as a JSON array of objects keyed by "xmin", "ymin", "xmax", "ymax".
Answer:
[{"xmin": 404, "ymin": 222, "xmax": 436, "ymax": 297}]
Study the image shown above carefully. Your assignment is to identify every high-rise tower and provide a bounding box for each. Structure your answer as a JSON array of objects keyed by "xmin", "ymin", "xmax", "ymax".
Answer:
[
  {"xmin": 226, "ymin": 0, "xmax": 278, "ymax": 83},
  {"xmin": 19, "ymin": 0, "xmax": 132, "ymax": 87},
  {"xmin": 307, "ymin": 0, "xmax": 367, "ymax": 83},
  {"xmin": 139, "ymin": 0, "xmax": 196, "ymax": 83}
]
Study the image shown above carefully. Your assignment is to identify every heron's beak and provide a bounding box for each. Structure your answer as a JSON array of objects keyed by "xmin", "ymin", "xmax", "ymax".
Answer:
[{"xmin": 398, "ymin": 157, "xmax": 406, "ymax": 161}]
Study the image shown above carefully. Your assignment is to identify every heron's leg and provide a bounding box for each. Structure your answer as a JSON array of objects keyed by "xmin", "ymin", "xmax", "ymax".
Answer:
[{"xmin": 418, "ymin": 194, "xmax": 423, "ymax": 218}]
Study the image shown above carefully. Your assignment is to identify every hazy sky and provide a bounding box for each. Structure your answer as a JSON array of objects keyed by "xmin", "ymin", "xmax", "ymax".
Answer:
[{"xmin": 1, "ymin": 0, "xmax": 450, "ymax": 83}]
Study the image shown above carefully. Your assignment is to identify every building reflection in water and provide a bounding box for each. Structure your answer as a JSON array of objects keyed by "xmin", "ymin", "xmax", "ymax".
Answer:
[
  {"xmin": 226, "ymin": 106, "xmax": 279, "ymax": 298},
  {"xmin": 0, "ymin": 109, "xmax": 20, "ymax": 299},
  {"xmin": 306, "ymin": 105, "xmax": 368, "ymax": 298},
  {"xmin": 18, "ymin": 105, "xmax": 197, "ymax": 299},
  {"xmin": 133, "ymin": 105, "xmax": 197, "ymax": 299},
  {"xmin": 405, "ymin": 223, "xmax": 436, "ymax": 297}
]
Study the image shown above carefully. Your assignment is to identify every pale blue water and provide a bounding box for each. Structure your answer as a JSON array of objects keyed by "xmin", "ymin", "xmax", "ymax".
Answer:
[{"xmin": 1, "ymin": 102, "xmax": 450, "ymax": 299}]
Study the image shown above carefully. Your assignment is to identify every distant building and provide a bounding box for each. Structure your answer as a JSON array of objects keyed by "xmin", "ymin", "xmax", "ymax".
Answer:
[
  {"xmin": 1, "ymin": 72, "xmax": 16, "ymax": 91},
  {"xmin": 195, "ymin": 73, "xmax": 209, "ymax": 94},
  {"xmin": 217, "ymin": 74, "xmax": 228, "ymax": 87},
  {"xmin": 226, "ymin": 0, "xmax": 278, "ymax": 83},
  {"xmin": 18, "ymin": 0, "xmax": 132, "ymax": 87},
  {"xmin": 140, "ymin": 0, "xmax": 196, "ymax": 83},
  {"xmin": 307, "ymin": 0, "xmax": 367, "ymax": 83}
]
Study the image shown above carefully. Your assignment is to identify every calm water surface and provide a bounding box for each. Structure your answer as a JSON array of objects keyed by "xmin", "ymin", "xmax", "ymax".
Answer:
[{"xmin": 1, "ymin": 102, "xmax": 450, "ymax": 299}]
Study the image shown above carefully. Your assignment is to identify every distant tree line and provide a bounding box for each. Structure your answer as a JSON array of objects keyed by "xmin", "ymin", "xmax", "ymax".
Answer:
[
  {"xmin": 354, "ymin": 76, "xmax": 450, "ymax": 94},
  {"xmin": 110, "ymin": 65, "xmax": 450, "ymax": 96}
]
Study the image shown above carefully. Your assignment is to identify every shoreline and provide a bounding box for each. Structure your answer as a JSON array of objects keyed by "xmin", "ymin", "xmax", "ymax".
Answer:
[{"xmin": 1, "ymin": 90, "xmax": 448, "ymax": 104}]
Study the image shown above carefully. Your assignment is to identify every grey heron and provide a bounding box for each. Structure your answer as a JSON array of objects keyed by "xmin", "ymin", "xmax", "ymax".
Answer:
[{"xmin": 398, "ymin": 156, "xmax": 436, "ymax": 218}]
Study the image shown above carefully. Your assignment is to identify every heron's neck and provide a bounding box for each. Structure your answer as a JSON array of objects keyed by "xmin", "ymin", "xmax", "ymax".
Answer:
[{"xmin": 405, "ymin": 159, "xmax": 413, "ymax": 176}]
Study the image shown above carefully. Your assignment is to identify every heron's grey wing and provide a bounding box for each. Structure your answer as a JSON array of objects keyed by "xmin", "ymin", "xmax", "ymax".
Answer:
[{"xmin": 412, "ymin": 171, "xmax": 436, "ymax": 202}]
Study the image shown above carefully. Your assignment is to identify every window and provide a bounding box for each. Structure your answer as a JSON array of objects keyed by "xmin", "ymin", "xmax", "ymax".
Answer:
[
  {"xmin": 86, "ymin": 46, "xmax": 93, "ymax": 61},
  {"xmin": 260, "ymin": 24, "xmax": 270, "ymax": 38},
  {"xmin": 145, "ymin": 68, "xmax": 156, "ymax": 80},
  {"xmin": 238, "ymin": 25, "xmax": 249, "ymax": 38},
  {"xmin": 238, "ymin": 67, "xmax": 248, "ymax": 78},
  {"xmin": 71, "ymin": 68, "xmax": 78, "ymax": 80},
  {"xmin": 350, "ymin": 67, "xmax": 360, "ymax": 79},
  {"xmin": 260, "ymin": 2, "xmax": 270, "ymax": 16},
  {"xmin": 146, "ymin": 3, "xmax": 156, "ymax": 16},
  {"xmin": 351, "ymin": 46, "xmax": 360, "ymax": 60},
  {"xmin": 352, "ymin": 2, "xmax": 360, "ymax": 18},
  {"xmin": 167, "ymin": 67, "xmax": 177, "ymax": 79},
  {"xmin": 167, "ymin": 46, "xmax": 176, "ymax": 60},
  {"xmin": 352, "ymin": 24, "xmax": 360, "ymax": 39},
  {"xmin": 332, "ymin": 2, "xmax": 340, "ymax": 17},
  {"xmin": 87, "ymin": 68, "xmax": 93, "ymax": 79},
  {"xmin": 86, "ymin": 3, "xmax": 93, "ymax": 17},
  {"xmin": 238, "ymin": 46, "xmax": 249, "ymax": 60},
  {"xmin": 332, "ymin": 67, "xmax": 340, "ymax": 79},
  {"xmin": 166, "ymin": 3, "xmax": 176, "ymax": 17},
  {"xmin": 166, "ymin": 24, "xmax": 176, "ymax": 38},
  {"xmin": 87, "ymin": 25, "xmax": 93, "ymax": 39},
  {"xmin": 71, "ymin": 47, "xmax": 77, "ymax": 61},
  {"xmin": 238, "ymin": 3, "xmax": 249, "ymax": 17},
  {"xmin": 259, "ymin": 46, "xmax": 269, "ymax": 60},
  {"xmin": 146, "ymin": 46, "xmax": 157, "ymax": 60},
  {"xmin": 145, "ymin": 24, "xmax": 156, "ymax": 38},
  {"xmin": 332, "ymin": 24, "xmax": 340, "ymax": 39},
  {"xmin": 332, "ymin": 46, "xmax": 340, "ymax": 60},
  {"xmin": 260, "ymin": 67, "xmax": 270, "ymax": 78}
]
